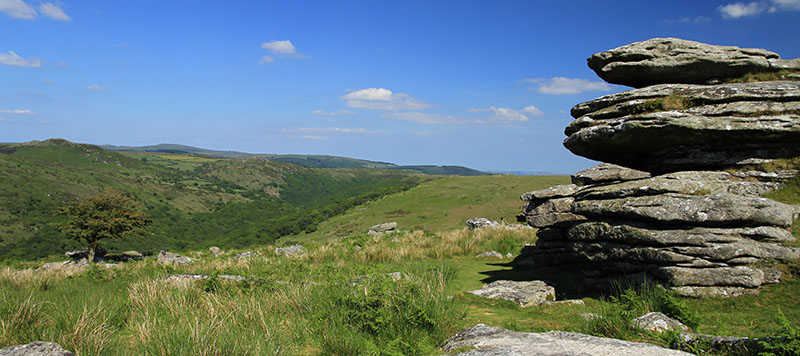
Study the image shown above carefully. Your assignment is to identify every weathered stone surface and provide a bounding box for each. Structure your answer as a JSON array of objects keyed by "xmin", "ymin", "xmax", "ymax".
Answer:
[
  {"xmin": 571, "ymin": 163, "xmax": 649, "ymax": 186},
  {"xmin": 586, "ymin": 37, "xmax": 789, "ymax": 88},
  {"xmin": 466, "ymin": 218, "xmax": 500, "ymax": 229},
  {"xmin": 164, "ymin": 273, "xmax": 246, "ymax": 282},
  {"xmin": 469, "ymin": 280, "xmax": 555, "ymax": 307},
  {"xmin": 476, "ymin": 250, "xmax": 503, "ymax": 258},
  {"xmin": 523, "ymin": 197, "xmax": 586, "ymax": 228},
  {"xmin": 368, "ymin": 222, "xmax": 397, "ymax": 235},
  {"xmin": 105, "ymin": 250, "xmax": 144, "ymax": 262},
  {"xmin": 576, "ymin": 171, "xmax": 783, "ymax": 200},
  {"xmin": 275, "ymin": 244, "xmax": 306, "ymax": 257},
  {"xmin": 658, "ymin": 266, "xmax": 764, "ymax": 288},
  {"xmin": 565, "ymin": 82, "xmax": 800, "ymax": 173},
  {"xmin": 209, "ymin": 246, "xmax": 221, "ymax": 256},
  {"xmin": 632, "ymin": 312, "xmax": 689, "ymax": 333},
  {"xmin": 733, "ymin": 169, "xmax": 799, "ymax": 181},
  {"xmin": 157, "ymin": 250, "xmax": 194, "ymax": 265},
  {"xmin": 442, "ymin": 324, "xmax": 693, "ymax": 356},
  {"xmin": 520, "ymin": 184, "xmax": 578, "ymax": 200},
  {"xmin": 671, "ymin": 286, "xmax": 759, "ymax": 298},
  {"xmin": 572, "ymin": 193, "xmax": 795, "ymax": 227},
  {"xmin": 0, "ymin": 342, "xmax": 74, "ymax": 356}
]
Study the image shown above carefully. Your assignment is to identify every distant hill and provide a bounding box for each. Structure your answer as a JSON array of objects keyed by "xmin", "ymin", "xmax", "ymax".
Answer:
[
  {"xmin": 102, "ymin": 143, "xmax": 486, "ymax": 175},
  {"xmin": 0, "ymin": 139, "xmax": 425, "ymax": 261}
]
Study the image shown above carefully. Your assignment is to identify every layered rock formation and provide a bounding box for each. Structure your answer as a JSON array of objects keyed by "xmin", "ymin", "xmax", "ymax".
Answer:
[{"xmin": 519, "ymin": 38, "xmax": 800, "ymax": 297}]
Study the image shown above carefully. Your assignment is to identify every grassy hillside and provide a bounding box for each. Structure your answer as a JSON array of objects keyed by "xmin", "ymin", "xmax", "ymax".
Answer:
[
  {"xmin": 0, "ymin": 139, "xmax": 423, "ymax": 261},
  {"xmin": 104, "ymin": 143, "xmax": 486, "ymax": 175},
  {"xmin": 288, "ymin": 174, "xmax": 570, "ymax": 243}
]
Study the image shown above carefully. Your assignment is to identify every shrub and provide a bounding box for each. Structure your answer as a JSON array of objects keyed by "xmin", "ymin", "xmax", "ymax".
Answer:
[{"xmin": 760, "ymin": 309, "xmax": 800, "ymax": 356}]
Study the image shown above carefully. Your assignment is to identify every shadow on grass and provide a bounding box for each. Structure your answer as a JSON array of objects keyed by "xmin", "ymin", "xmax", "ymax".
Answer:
[{"xmin": 477, "ymin": 262, "xmax": 596, "ymax": 300}]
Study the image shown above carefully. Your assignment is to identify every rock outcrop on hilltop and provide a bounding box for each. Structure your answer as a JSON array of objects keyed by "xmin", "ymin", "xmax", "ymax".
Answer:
[{"xmin": 519, "ymin": 38, "xmax": 800, "ymax": 297}]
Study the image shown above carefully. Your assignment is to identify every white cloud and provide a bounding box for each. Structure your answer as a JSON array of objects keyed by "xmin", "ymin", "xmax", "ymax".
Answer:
[
  {"xmin": 469, "ymin": 107, "xmax": 529, "ymax": 123},
  {"xmin": 525, "ymin": 77, "xmax": 611, "ymax": 95},
  {"xmin": 384, "ymin": 112, "xmax": 469, "ymax": 125},
  {"xmin": 0, "ymin": 109, "xmax": 34, "ymax": 114},
  {"xmin": 719, "ymin": 2, "xmax": 766, "ymax": 18},
  {"xmin": 258, "ymin": 55, "xmax": 274, "ymax": 64},
  {"xmin": 85, "ymin": 84, "xmax": 109, "ymax": 92},
  {"xmin": 39, "ymin": 3, "xmax": 70, "ymax": 21},
  {"xmin": 260, "ymin": 40, "xmax": 305, "ymax": 63},
  {"xmin": 0, "ymin": 51, "xmax": 42, "ymax": 68},
  {"xmin": 341, "ymin": 88, "xmax": 430, "ymax": 111},
  {"xmin": 300, "ymin": 135, "xmax": 326, "ymax": 140},
  {"xmin": 664, "ymin": 16, "xmax": 711, "ymax": 24},
  {"xmin": 521, "ymin": 105, "xmax": 543, "ymax": 117},
  {"xmin": 0, "ymin": 0, "xmax": 36, "ymax": 19},
  {"xmin": 719, "ymin": 0, "xmax": 800, "ymax": 17},
  {"xmin": 283, "ymin": 127, "xmax": 381, "ymax": 134},
  {"xmin": 312, "ymin": 109, "xmax": 355, "ymax": 116}
]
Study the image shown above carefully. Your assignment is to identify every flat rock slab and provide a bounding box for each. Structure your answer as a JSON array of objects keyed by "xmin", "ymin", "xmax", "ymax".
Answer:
[
  {"xmin": 571, "ymin": 163, "xmax": 649, "ymax": 186},
  {"xmin": 469, "ymin": 280, "xmax": 555, "ymax": 307},
  {"xmin": 0, "ymin": 342, "xmax": 74, "ymax": 356},
  {"xmin": 368, "ymin": 222, "xmax": 397, "ymax": 235},
  {"xmin": 520, "ymin": 184, "xmax": 579, "ymax": 201},
  {"xmin": 587, "ymin": 37, "xmax": 790, "ymax": 88},
  {"xmin": 466, "ymin": 218, "xmax": 500, "ymax": 229},
  {"xmin": 442, "ymin": 324, "xmax": 693, "ymax": 355}
]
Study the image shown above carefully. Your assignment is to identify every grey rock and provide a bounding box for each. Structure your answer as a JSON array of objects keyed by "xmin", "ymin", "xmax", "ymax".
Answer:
[
  {"xmin": 541, "ymin": 299, "xmax": 585, "ymax": 306},
  {"xmin": 105, "ymin": 250, "xmax": 144, "ymax": 262},
  {"xmin": 442, "ymin": 324, "xmax": 693, "ymax": 355},
  {"xmin": 0, "ymin": 342, "xmax": 74, "ymax": 356},
  {"xmin": 476, "ymin": 250, "xmax": 503, "ymax": 258},
  {"xmin": 564, "ymin": 82, "xmax": 800, "ymax": 173},
  {"xmin": 671, "ymin": 286, "xmax": 760, "ymax": 298},
  {"xmin": 524, "ymin": 197, "xmax": 586, "ymax": 228},
  {"xmin": 469, "ymin": 280, "xmax": 555, "ymax": 307},
  {"xmin": 732, "ymin": 169, "xmax": 799, "ymax": 181},
  {"xmin": 658, "ymin": 266, "xmax": 764, "ymax": 288},
  {"xmin": 631, "ymin": 312, "xmax": 689, "ymax": 333},
  {"xmin": 586, "ymin": 37, "xmax": 788, "ymax": 88},
  {"xmin": 234, "ymin": 251, "xmax": 256, "ymax": 259},
  {"xmin": 576, "ymin": 171, "xmax": 783, "ymax": 200},
  {"xmin": 164, "ymin": 273, "xmax": 245, "ymax": 282},
  {"xmin": 520, "ymin": 184, "xmax": 579, "ymax": 201},
  {"xmin": 572, "ymin": 193, "xmax": 795, "ymax": 227},
  {"xmin": 466, "ymin": 218, "xmax": 500, "ymax": 229},
  {"xmin": 40, "ymin": 261, "xmax": 71, "ymax": 270},
  {"xmin": 157, "ymin": 250, "xmax": 194, "ymax": 265},
  {"xmin": 676, "ymin": 332, "xmax": 770, "ymax": 351},
  {"xmin": 368, "ymin": 222, "xmax": 397, "ymax": 235},
  {"xmin": 274, "ymin": 244, "xmax": 306, "ymax": 257},
  {"xmin": 571, "ymin": 163, "xmax": 649, "ymax": 186},
  {"xmin": 209, "ymin": 246, "xmax": 221, "ymax": 256}
]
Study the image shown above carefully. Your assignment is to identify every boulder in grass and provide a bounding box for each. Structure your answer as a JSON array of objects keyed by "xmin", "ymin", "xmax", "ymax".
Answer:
[
  {"xmin": 631, "ymin": 312, "xmax": 689, "ymax": 333},
  {"xmin": 275, "ymin": 244, "xmax": 306, "ymax": 257},
  {"xmin": 157, "ymin": 250, "xmax": 194, "ymax": 265},
  {"xmin": 0, "ymin": 341, "xmax": 75, "ymax": 356},
  {"xmin": 469, "ymin": 280, "xmax": 555, "ymax": 307},
  {"xmin": 466, "ymin": 218, "xmax": 500, "ymax": 229},
  {"xmin": 368, "ymin": 222, "xmax": 397, "ymax": 235}
]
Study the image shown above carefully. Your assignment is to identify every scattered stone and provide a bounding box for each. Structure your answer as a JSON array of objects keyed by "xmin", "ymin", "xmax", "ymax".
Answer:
[
  {"xmin": 234, "ymin": 251, "xmax": 256, "ymax": 259},
  {"xmin": 571, "ymin": 163, "xmax": 649, "ymax": 186},
  {"xmin": 505, "ymin": 253, "xmax": 513, "ymax": 258},
  {"xmin": 632, "ymin": 312, "xmax": 689, "ymax": 333},
  {"xmin": 0, "ymin": 341, "xmax": 74, "ymax": 356},
  {"xmin": 209, "ymin": 246, "xmax": 221, "ymax": 256},
  {"xmin": 368, "ymin": 222, "xmax": 397, "ymax": 235},
  {"xmin": 40, "ymin": 261, "xmax": 71, "ymax": 270},
  {"xmin": 441, "ymin": 324, "xmax": 693, "ymax": 355},
  {"xmin": 541, "ymin": 299, "xmax": 585, "ymax": 306},
  {"xmin": 275, "ymin": 244, "xmax": 306, "ymax": 257},
  {"xmin": 466, "ymin": 218, "xmax": 500, "ymax": 229},
  {"xmin": 157, "ymin": 250, "xmax": 194, "ymax": 265},
  {"xmin": 469, "ymin": 280, "xmax": 555, "ymax": 307},
  {"xmin": 105, "ymin": 250, "xmax": 144, "ymax": 262},
  {"xmin": 476, "ymin": 251, "xmax": 503, "ymax": 259},
  {"xmin": 586, "ymin": 37, "xmax": 790, "ymax": 88},
  {"xmin": 164, "ymin": 273, "xmax": 246, "ymax": 282}
]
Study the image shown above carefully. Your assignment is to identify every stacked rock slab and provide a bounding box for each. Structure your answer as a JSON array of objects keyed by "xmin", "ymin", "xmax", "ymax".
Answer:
[{"xmin": 520, "ymin": 38, "xmax": 800, "ymax": 298}]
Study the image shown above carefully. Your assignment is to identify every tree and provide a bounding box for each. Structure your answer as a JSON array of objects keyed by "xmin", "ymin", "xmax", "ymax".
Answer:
[{"xmin": 58, "ymin": 189, "xmax": 151, "ymax": 262}]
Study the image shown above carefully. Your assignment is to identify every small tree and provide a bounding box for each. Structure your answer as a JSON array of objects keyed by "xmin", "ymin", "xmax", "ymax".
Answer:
[{"xmin": 59, "ymin": 189, "xmax": 151, "ymax": 262}]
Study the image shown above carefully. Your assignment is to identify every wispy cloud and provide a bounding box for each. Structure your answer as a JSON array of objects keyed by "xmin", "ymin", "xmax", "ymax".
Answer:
[
  {"xmin": 85, "ymin": 84, "xmax": 110, "ymax": 92},
  {"xmin": 342, "ymin": 88, "xmax": 430, "ymax": 111},
  {"xmin": 384, "ymin": 112, "xmax": 469, "ymax": 124},
  {"xmin": 312, "ymin": 109, "xmax": 355, "ymax": 116},
  {"xmin": 525, "ymin": 77, "xmax": 610, "ymax": 95},
  {"xmin": 259, "ymin": 40, "xmax": 306, "ymax": 64},
  {"xmin": 719, "ymin": 0, "xmax": 800, "ymax": 18},
  {"xmin": 469, "ymin": 106, "xmax": 534, "ymax": 123},
  {"xmin": 663, "ymin": 16, "xmax": 711, "ymax": 24},
  {"xmin": 0, "ymin": 0, "xmax": 36, "ymax": 19},
  {"xmin": 0, "ymin": 51, "xmax": 42, "ymax": 68},
  {"xmin": 300, "ymin": 135, "xmax": 326, "ymax": 140},
  {"xmin": 38, "ymin": 2, "xmax": 70, "ymax": 21},
  {"xmin": 282, "ymin": 127, "xmax": 382, "ymax": 135},
  {"xmin": 0, "ymin": 109, "xmax": 34, "ymax": 114},
  {"xmin": 0, "ymin": 0, "xmax": 71, "ymax": 21}
]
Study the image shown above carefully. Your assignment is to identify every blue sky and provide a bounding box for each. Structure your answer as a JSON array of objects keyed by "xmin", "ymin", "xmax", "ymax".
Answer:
[{"xmin": 2, "ymin": 0, "xmax": 799, "ymax": 173}]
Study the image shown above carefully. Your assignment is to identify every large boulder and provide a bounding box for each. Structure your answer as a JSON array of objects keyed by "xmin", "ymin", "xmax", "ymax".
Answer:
[
  {"xmin": 442, "ymin": 324, "xmax": 693, "ymax": 355},
  {"xmin": 0, "ymin": 342, "xmax": 74, "ymax": 356},
  {"xmin": 368, "ymin": 222, "xmax": 397, "ymax": 235},
  {"xmin": 565, "ymin": 81, "xmax": 800, "ymax": 173},
  {"xmin": 587, "ymin": 37, "xmax": 796, "ymax": 88},
  {"xmin": 632, "ymin": 312, "xmax": 689, "ymax": 334}
]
